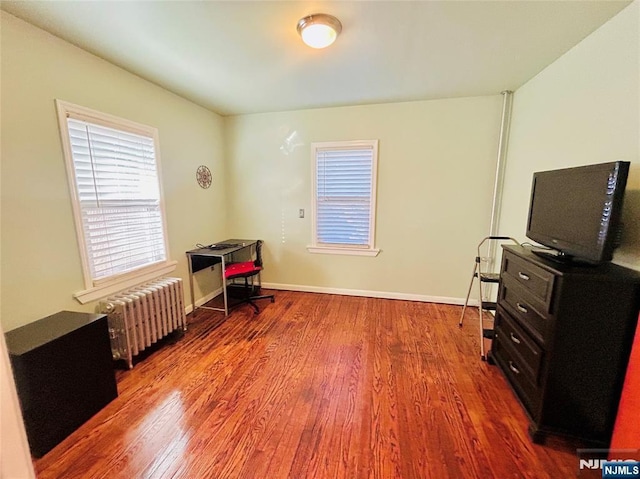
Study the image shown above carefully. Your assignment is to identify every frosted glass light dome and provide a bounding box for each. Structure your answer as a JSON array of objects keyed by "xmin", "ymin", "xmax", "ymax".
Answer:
[{"xmin": 297, "ymin": 14, "xmax": 342, "ymax": 49}]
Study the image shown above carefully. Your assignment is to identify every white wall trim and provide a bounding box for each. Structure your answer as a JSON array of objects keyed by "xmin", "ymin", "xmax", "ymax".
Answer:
[
  {"xmin": 56, "ymin": 99, "xmax": 173, "ymax": 293},
  {"xmin": 74, "ymin": 261, "xmax": 177, "ymax": 304},
  {"xmin": 306, "ymin": 246, "xmax": 381, "ymax": 257},
  {"xmin": 0, "ymin": 331, "xmax": 36, "ymax": 479},
  {"xmin": 183, "ymin": 284, "xmax": 479, "ymax": 318},
  {"xmin": 184, "ymin": 287, "xmax": 223, "ymax": 315},
  {"xmin": 262, "ymin": 282, "xmax": 479, "ymax": 306},
  {"xmin": 310, "ymin": 139, "xmax": 379, "ymax": 252}
]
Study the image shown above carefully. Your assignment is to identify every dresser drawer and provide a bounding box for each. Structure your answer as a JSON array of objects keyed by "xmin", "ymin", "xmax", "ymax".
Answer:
[
  {"xmin": 495, "ymin": 306, "xmax": 543, "ymax": 383},
  {"xmin": 499, "ymin": 277, "xmax": 549, "ymax": 342},
  {"xmin": 493, "ymin": 337, "xmax": 541, "ymax": 417},
  {"xmin": 502, "ymin": 252, "xmax": 555, "ymax": 306}
]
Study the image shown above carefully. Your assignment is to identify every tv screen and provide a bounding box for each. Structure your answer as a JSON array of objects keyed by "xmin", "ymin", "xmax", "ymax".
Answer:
[{"xmin": 526, "ymin": 161, "xmax": 629, "ymax": 264}]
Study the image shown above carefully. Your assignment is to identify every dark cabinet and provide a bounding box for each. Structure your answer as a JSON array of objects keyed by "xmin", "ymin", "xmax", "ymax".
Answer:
[
  {"xmin": 5, "ymin": 311, "xmax": 118, "ymax": 457},
  {"xmin": 492, "ymin": 245, "xmax": 640, "ymax": 445}
]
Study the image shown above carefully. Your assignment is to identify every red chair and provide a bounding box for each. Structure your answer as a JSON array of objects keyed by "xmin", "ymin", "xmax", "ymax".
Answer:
[{"xmin": 224, "ymin": 240, "xmax": 274, "ymax": 313}]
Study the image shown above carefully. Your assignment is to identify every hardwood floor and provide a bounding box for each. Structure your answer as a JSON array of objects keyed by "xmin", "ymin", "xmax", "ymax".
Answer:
[{"xmin": 33, "ymin": 291, "xmax": 581, "ymax": 478}]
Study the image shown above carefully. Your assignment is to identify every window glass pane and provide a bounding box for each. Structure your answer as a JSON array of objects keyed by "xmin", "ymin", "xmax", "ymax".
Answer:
[
  {"xmin": 314, "ymin": 144, "xmax": 376, "ymax": 247},
  {"xmin": 67, "ymin": 118, "xmax": 167, "ymax": 281}
]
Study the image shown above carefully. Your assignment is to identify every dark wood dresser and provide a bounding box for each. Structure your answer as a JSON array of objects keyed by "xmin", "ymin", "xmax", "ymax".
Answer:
[
  {"xmin": 5, "ymin": 311, "xmax": 118, "ymax": 457},
  {"xmin": 491, "ymin": 245, "xmax": 640, "ymax": 445}
]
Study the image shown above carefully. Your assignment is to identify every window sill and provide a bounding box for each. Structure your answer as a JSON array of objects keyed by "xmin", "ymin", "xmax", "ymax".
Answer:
[
  {"xmin": 306, "ymin": 246, "xmax": 380, "ymax": 257},
  {"xmin": 73, "ymin": 260, "xmax": 178, "ymax": 304}
]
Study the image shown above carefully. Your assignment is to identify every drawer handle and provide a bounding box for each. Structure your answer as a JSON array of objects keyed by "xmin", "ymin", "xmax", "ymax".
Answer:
[
  {"xmin": 516, "ymin": 302, "xmax": 528, "ymax": 314},
  {"xmin": 509, "ymin": 361, "xmax": 521, "ymax": 375},
  {"xmin": 518, "ymin": 272, "xmax": 530, "ymax": 281},
  {"xmin": 510, "ymin": 332, "xmax": 521, "ymax": 344}
]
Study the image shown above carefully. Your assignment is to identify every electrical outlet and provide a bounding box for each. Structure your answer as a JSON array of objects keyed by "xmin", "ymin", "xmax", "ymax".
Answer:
[{"xmin": 299, "ymin": 209, "xmax": 305, "ymax": 218}]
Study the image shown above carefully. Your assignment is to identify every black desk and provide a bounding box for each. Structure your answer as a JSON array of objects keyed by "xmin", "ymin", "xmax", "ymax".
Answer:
[
  {"xmin": 186, "ymin": 239, "xmax": 258, "ymax": 316},
  {"xmin": 5, "ymin": 311, "xmax": 118, "ymax": 457}
]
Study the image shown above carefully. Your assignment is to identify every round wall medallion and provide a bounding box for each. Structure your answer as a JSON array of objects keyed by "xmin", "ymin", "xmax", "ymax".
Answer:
[{"xmin": 196, "ymin": 165, "xmax": 212, "ymax": 189}]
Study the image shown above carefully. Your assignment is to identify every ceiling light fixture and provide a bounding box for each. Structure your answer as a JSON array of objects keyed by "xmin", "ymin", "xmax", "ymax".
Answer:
[{"xmin": 296, "ymin": 14, "xmax": 342, "ymax": 49}]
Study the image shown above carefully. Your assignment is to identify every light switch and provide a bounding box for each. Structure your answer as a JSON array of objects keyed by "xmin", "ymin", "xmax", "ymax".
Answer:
[{"xmin": 299, "ymin": 209, "xmax": 305, "ymax": 218}]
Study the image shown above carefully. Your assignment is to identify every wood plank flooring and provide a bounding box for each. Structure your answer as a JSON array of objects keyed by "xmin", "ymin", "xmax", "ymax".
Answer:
[{"xmin": 33, "ymin": 291, "xmax": 582, "ymax": 478}]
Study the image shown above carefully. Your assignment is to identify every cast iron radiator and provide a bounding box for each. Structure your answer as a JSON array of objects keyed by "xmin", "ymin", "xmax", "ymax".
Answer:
[{"xmin": 100, "ymin": 277, "xmax": 187, "ymax": 369}]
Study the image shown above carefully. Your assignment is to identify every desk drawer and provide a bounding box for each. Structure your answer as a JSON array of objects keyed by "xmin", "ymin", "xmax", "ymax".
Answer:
[
  {"xmin": 495, "ymin": 306, "xmax": 543, "ymax": 384},
  {"xmin": 499, "ymin": 277, "xmax": 549, "ymax": 342},
  {"xmin": 502, "ymin": 252, "xmax": 555, "ymax": 306}
]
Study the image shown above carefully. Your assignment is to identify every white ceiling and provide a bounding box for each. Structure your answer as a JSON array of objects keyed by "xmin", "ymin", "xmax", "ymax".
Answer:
[{"xmin": 1, "ymin": 1, "xmax": 631, "ymax": 116}]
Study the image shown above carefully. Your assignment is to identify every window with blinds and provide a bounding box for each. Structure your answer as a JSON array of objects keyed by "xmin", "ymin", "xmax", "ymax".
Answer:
[
  {"xmin": 57, "ymin": 101, "xmax": 171, "ymax": 292},
  {"xmin": 310, "ymin": 140, "xmax": 380, "ymax": 256}
]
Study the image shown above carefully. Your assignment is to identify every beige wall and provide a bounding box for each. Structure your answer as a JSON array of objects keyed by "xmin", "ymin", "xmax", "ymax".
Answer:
[
  {"xmin": 0, "ymin": 12, "xmax": 226, "ymax": 331},
  {"xmin": 5, "ymin": 0, "xmax": 635, "ymax": 333},
  {"xmin": 225, "ymin": 96, "xmax": 503, "ymax": 300},
  {"xmin": 499, "ymin": 1, "xmax": 640, "ymax": 270}
]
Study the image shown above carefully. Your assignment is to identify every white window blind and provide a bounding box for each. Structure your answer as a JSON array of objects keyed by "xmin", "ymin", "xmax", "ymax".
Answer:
[
  {"xmin": 312, "ymin": 140, "xmax": 379, "ymax": 254},
  {"xmin": 66, "ymin": 117, "xmax": 167, "ymax": 282}
]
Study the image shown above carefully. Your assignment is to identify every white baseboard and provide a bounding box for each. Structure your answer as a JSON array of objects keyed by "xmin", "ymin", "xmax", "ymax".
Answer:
[
  {"xmin": 261, "ymin": 282, "xmax": 480, "ymax": 307},
  {"xmin": 185, "ymin": 284, "xmax": 481, "ymax": 315},
  {"xmin": 185, "ymin": 287, "xmax": 222, "ymax": 314}
]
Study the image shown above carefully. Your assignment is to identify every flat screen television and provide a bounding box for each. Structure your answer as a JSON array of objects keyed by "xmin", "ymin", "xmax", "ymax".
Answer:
[{"xmin": 526, "ymin": 160, "xmax": 630, "ymax": 264}]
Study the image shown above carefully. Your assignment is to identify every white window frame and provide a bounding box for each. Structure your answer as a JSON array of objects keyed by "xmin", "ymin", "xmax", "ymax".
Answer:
[
  {"xmin": 56, "ymin": 100, "xmax": 176, "ymax": 304},
  {"xmin": 307, "ymin": 140, "xmax": 380, "ymax": 257}
]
